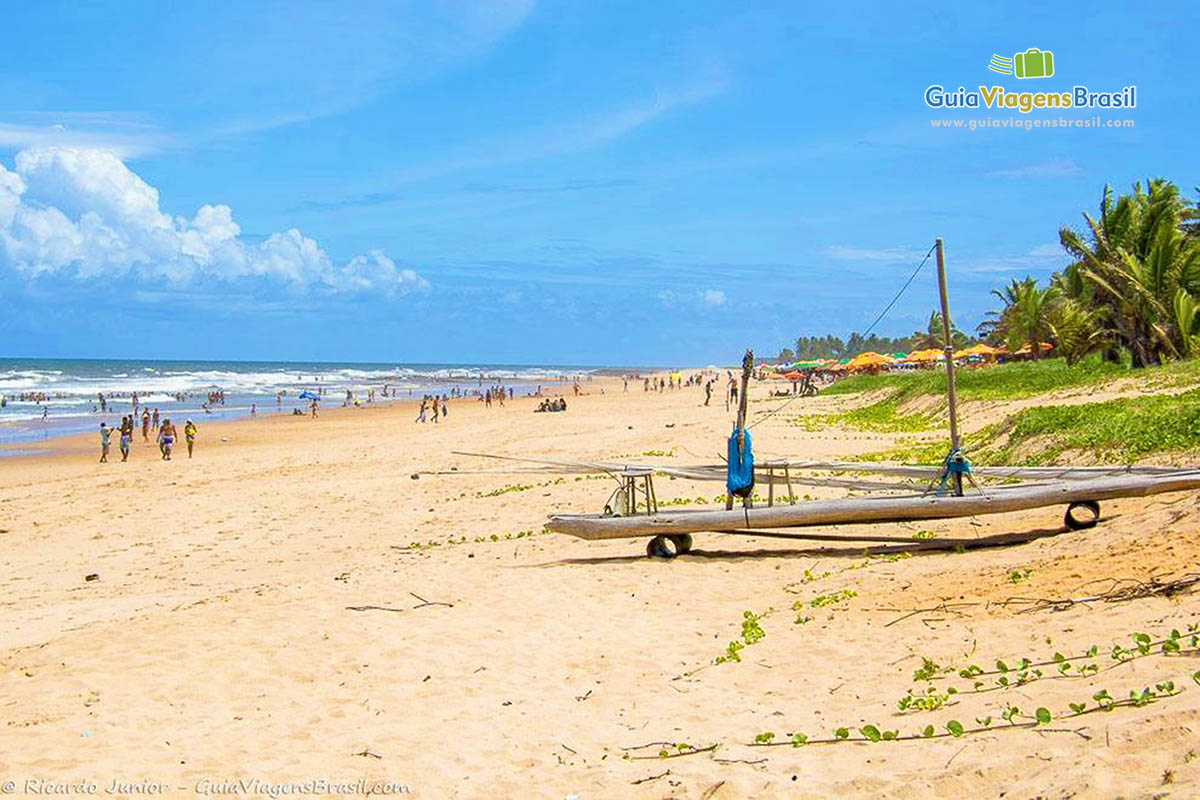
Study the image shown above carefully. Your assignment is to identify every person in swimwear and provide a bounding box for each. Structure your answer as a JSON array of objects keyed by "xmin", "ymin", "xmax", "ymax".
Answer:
[
  {"xmin": 119, "ymin": 415, "xmax": 133, "ymax": 462},
  {"xmin": 157, "ymin": 418, "xmax": 177, "ymax": 460},
  {"xmin": 184, "ymin": 419, "xmax": 197, "ymax": 458},
  {"xmin": 99, "ymin": 423, "xmax": 112, "ymax": 462}
]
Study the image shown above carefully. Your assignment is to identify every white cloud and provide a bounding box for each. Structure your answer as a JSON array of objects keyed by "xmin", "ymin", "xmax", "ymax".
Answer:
[
  {"xmin": 987, "ymin": 159, "xmax": 1083, "ymax": 179},
  {"xmin": 825, "ymin": 245, "xmax": 923, "ymax": 262},
  {"xmin": 0, "ymin": 147, "xmax": 427, "ymax": 295},
  {"xmin": 659, "ymin": 287, "xmax": 727, "ymax": 309}
]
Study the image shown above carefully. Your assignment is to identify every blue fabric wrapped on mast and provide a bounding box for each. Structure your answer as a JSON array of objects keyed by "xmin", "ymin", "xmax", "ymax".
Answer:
[{"xmin": 726, "ymin": 426, "xmax": 755, "ymax": 496}]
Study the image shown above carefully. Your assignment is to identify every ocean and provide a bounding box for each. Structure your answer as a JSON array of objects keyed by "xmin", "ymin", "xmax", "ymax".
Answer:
[{"xmin": 0, "ymin": 358, "xmax": 609, "ymax": 448}]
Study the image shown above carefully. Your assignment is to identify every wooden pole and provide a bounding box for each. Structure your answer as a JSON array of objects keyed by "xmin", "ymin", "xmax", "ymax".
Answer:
[
  {"xmin": 935, "ymin": 238, "xmax": 963, "ymax": 496},
  {"xmin": 727, "ymin": 349, "xmax": 755, "ymax": 510}
]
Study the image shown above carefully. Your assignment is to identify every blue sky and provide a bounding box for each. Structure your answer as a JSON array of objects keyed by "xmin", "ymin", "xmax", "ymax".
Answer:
[{"xmin": 1, "ymin": 0, "xmax": 1196, "ymax": 365}]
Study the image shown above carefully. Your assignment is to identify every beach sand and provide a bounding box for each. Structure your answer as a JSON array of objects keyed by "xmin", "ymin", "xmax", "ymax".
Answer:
[{"xmin": 1, "ymin": 377, "xmax": 1198, "ymax": 798}]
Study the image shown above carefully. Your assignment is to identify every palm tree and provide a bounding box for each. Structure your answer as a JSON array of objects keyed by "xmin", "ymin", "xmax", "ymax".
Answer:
[
  {"xmin": 989, "ymin": 277, "xmax": 1059, "ymax": 358},
  {"xmin": 1059, "ymin": 179, "xmax": 1200, "ymax": 367}
]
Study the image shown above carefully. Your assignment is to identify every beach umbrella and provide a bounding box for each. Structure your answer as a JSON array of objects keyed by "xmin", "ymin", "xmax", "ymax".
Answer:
[
  {"xmin": 905, "ymin": 348, "xmax": 943, "ymax": 363},
  {"xmin": 298, "ymin": 391, "xmax": 319, "ymax": 400},
  {"xmin": 783, "ymin": 371, "xmax": 804, "ymax": 380},
  {"xmin": 954, "ymin": 342, "xmax": 1001, "ymax": 359},
  {"xmin": 847, "ymin": 351, "xmax": 895, "ymax": 368}
]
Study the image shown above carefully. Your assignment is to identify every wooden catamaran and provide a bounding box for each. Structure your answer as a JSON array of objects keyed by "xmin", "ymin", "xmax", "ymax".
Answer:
[
  {"xmin": 430, "ymin": 240, "xmax": 1200, "ymax": 557},
  {"xmin": 539, "ymin": 238, "xmax": 1200, "ymax": 556}
]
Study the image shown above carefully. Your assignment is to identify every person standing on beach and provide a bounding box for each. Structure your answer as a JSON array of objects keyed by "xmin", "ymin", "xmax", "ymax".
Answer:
[
  {"xmin": 184, "ymin": 419, "xmax": 197, "ymax": 458},
  {"xmin": 431, "ymin": 397, "xmax": 439, "ymax": 424},
  {"xmin": 705, "ymin": 380, "xmax": 713, "ymax": 406},
  {"xmin": 416, "ymin": 396, "xmax": 428, "ymax": 423},
  {"xmin": 310, "ymin": 399, "xmax": 319, "ymax": 417},
  {"xmin": 119, "ymin": 415, "xmax": 133, "ymax": 462},
  {"xmin": 152, "ymin": 408, "xmax": 160, "ymax": 430},
  {"xmin": 99, "ymin": 423, "xmax": 112, "ymax": 462},
  {"xmin": 251, "ymin": 403, "xmax": 257, "ymax": 417},
  {"xmin": 441, "ymin": 397, "xmax": 448, "ymax": 420},
  {"xmin": 141, "ymin": 408, "xmax": 151, "ymax": 440},
  {"xmin": 157, "ymin": 419, "xmax": 176, "ymax": 460}
]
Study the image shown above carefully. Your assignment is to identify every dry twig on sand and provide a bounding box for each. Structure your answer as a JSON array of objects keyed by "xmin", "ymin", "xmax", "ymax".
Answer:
[{"xmin": 1004, "ymin": 573, "xmax": 1199, "ymax": 613}]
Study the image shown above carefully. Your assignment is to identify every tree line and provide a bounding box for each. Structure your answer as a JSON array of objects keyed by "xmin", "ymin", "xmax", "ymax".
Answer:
[{"xmin": 776, "ymin": 313, "xmax": 971, "ymax": 363}]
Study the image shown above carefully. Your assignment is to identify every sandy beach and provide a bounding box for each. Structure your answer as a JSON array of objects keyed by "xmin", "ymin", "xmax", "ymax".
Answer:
[{"xmin": 1, "ymin": 374, "xmax": 1198, "ymax": 798}]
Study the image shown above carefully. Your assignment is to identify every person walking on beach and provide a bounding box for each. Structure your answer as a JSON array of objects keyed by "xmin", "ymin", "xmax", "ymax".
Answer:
[
  {"xmin": 415, "ymin": 396, "xmax": 428, "ymax": 423},
  {"xmin": 310, "ymin": 399, "xmax": 319, "ymax": 418},
  {"xmin": 431, "ymin": 397, "xmax": 439, "ymax": 424},
  {"xmin": 141, "ymin": 408, "xmax": 151, "ymax": 440},
  {"xmin": 705, "ymin": 380, "xmax": 713, "ymax": 406},
  {"xmin": 441, "ymin": 397, "xmax": 448, "ymax": 420},
  {"xmin": 99, "ymin": 423, "xmax": 112, "ymax": 462},
  {"xmin": 119, "ymin": 415, "xmax": 133, "ymax": 462},
  {"xmin": 157, "ymin": 418, "xmax": 176, "ymax": 460},
  {"xmin": 184, "ymin": 419, "xmax": 197, "ymax": 458}
]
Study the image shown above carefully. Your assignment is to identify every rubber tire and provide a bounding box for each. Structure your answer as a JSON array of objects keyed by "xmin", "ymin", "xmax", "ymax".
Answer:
[
  {"xmin": 646, "ymin": 535, "xmax": 675, "ymax": 559},
  {"xmin": 669, "ymin": 534, "xmax": 693, "ymax": 555},
  {"xmin": 1064, "ymin": 500, "xmax": 1101, "ymax": 531}
]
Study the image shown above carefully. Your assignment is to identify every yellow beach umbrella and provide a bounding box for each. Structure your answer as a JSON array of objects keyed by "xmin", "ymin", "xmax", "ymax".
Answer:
[{"xmin": 847, "ymin": 351, "xmax": 895, "ymax": 368}]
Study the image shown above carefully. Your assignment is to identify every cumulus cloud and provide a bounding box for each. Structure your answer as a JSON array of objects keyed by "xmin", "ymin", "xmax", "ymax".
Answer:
[
  {"xmin": 659, "ymin": 288, "xmax": 727, "ymax": 309},
  {"xmin": 0, "ymin": 147, "xmax": 427, "ymax": 295}
]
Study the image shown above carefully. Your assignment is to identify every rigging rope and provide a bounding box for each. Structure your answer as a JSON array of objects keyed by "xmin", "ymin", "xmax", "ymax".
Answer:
[{"xmin": 748, "ymin": 241, "xmax": 938, "ymax": 430}]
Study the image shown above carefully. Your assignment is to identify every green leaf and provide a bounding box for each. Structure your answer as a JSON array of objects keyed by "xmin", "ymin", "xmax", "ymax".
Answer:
[
  {"xmin": 882, "ymin": 730, "xmax": 898, "ymax": 741},
  {"xmin": 835, "ymin": 727, "xmax": 849, "ymax": 740},
  {"xmin": 946, "ymin": 720, "xmax": 964, "ymax": 738},
  {"xmin": 996, "ymin": 659, "xmax": 1009, "ymax": 673},
  {"xmin": 790, "ymin": 732, "xmax": 808, "ymax": 747},
  {"xmin": 754, "ymin": 732, "xmax": 775, "ymax": 744},
  {"xmin": 1069, "ymin": 702, "xmax": 1086, "ymax": 714},
  {"xmin": 922, "ymin": 725, "xmax": 935, "ymax": 738},
  {"xmin": 861, "ymin": 725, "xmax": 881, "ymax": 743},
  {"xmin": 1035, "ymin": 707, "xmax": 1052, "ymax": 724}
]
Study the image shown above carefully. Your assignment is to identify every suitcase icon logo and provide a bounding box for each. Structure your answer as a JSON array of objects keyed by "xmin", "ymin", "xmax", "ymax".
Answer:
[{"xmin": 988, "ymin": 48, "xmax": 1055, "ymax": 79}]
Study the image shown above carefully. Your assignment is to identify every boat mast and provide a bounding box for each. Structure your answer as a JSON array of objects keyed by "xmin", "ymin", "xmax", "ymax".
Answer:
[{"xmin": 935, "ymin": 237, "xmax": 965, "ymax": 495}]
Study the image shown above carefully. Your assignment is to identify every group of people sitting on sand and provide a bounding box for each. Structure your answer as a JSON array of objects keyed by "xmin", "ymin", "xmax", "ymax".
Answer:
[
  {"xmin": 100, "ymin": 416, "xmax": 197, "ymax": 462},
  {"xmin": 535, "ymin": 397, "xmax": 567, "ymax": 413}
]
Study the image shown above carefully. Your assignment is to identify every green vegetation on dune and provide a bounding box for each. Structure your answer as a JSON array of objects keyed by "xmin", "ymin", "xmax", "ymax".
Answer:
[
  {"xmin": 859, "ymin": 387, "xmax": 1200, "ymax": 466},
  {"xmin": 820, "ymin": 356, "xmax": 1129, "ymax": 402}
]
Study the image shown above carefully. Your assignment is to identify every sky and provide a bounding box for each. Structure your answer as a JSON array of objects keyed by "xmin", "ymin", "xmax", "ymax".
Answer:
[{"xmin": 1, "ymin": 0, "xmax": 1196, "ymax": 366}]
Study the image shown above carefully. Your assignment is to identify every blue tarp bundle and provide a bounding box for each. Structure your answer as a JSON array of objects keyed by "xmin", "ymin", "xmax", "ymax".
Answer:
[
  {"xmin": 298, "ymin": 391, "xmax": 319, "ymax": 400},
  {"xmin": 726, "ymin": 426, "xmax": 755, "ymax": 496}
]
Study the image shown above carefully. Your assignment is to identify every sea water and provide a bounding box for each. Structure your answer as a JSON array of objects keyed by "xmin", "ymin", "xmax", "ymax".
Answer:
[{"xmin": 0, "ymin": 358, "xmax": 606, "ymax": 447}]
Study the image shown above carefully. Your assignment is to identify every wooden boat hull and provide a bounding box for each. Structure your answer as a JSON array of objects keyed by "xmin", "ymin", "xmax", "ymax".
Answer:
[{"xmin": 546, "ymin": 471, "xmax": 1200, "ymax": 540}]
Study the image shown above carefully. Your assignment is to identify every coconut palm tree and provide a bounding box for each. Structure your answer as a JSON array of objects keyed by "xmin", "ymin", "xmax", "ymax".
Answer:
[
  {"xmin": 1059, "ymin": 179, "xmax": 1200, "ymax": 367},
  {"xmin": 988, "ymin": 277, "xmax": 1060, "ymax": 358}
]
